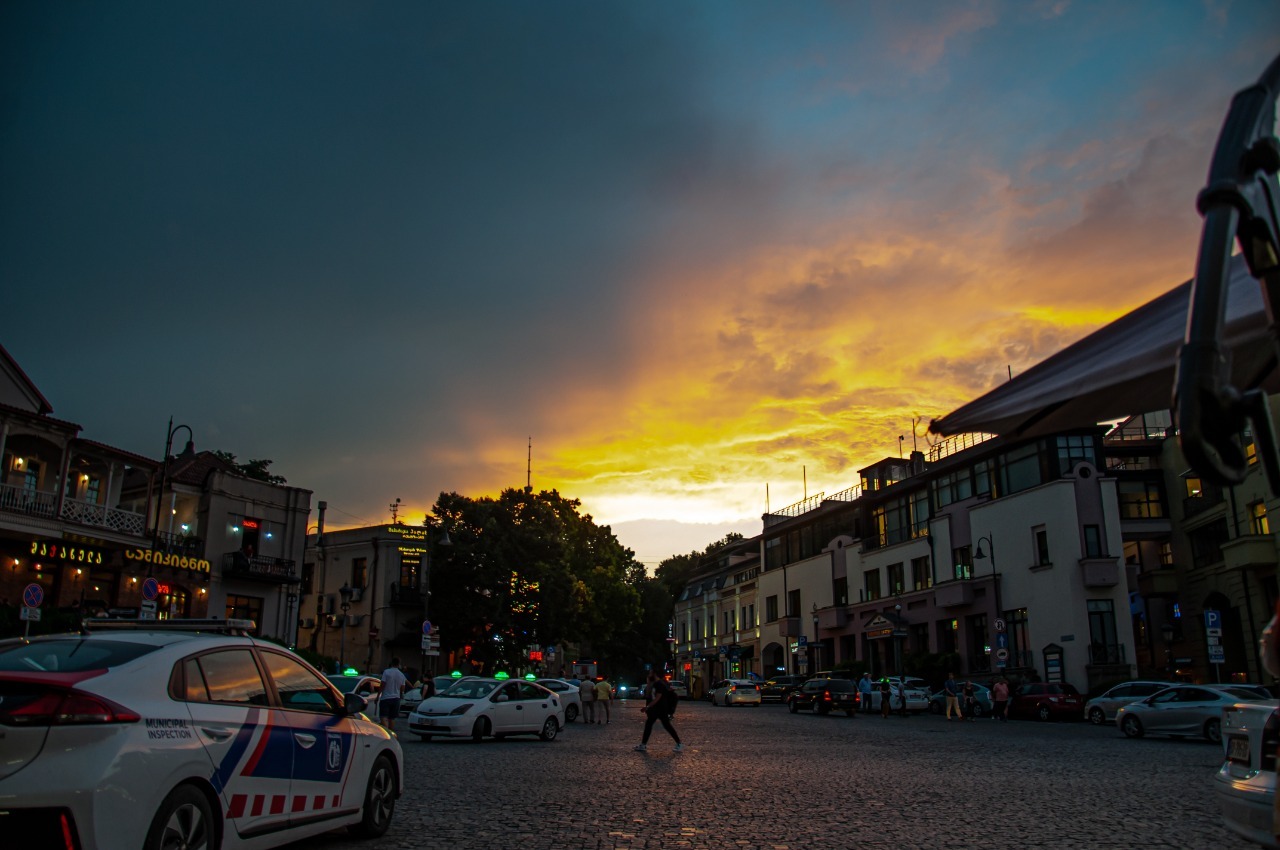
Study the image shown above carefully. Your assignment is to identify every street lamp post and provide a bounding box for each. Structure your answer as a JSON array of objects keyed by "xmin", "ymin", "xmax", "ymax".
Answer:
[
  {"xmin": 1161, "ymin": 623, "xmax": 1175, "ymax": 679},
  {"xmin": 812, "ymin": 604, "xmax": 821, "ymax": 672},
  {"xmin": 972, "ymin": 535, "xmax": 1002, "ymax": 621},
  {"xmin": 153, "ymin": 417, "xmax": 194, "ymax": 541},
  {"xmin": 894, "ymin": 602, "xmax": 904, "ymax": 678},
  {"xmin": 338, "ymin": 583, "xmax": 353, "ymax": 672}
]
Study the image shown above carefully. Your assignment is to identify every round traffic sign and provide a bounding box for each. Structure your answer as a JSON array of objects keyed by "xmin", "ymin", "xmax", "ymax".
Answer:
[
  {"xmin": 994, "ymin": 618, "xmax": 1007, "ymax": 633},
  {"xmin": 995, "ymin": 647, "xmax": 1010, "ymax": 661},
  {"xmin": 142, "ymin": 577, "xmax": 161, "ymax": 601},
  {"xmin": 22, "ymin": 583, "xmax": 44, "ymax": 608},
  {"xmin": 422, "ymin": 619, "xmax": 432, "ymax": 635}
]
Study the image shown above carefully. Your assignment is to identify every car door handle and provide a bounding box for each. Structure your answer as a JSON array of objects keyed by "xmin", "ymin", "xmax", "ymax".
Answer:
[
  {"xmin": 516, "ymin": 705, "xmax": 523, "ymax": 710},
  {"xmin": 294, "ymin": 733, "xmax": 317, "ymax": 748},
  {"xmin": 198, "ymin": 727, "xmax": 234, "ymax": 743}
]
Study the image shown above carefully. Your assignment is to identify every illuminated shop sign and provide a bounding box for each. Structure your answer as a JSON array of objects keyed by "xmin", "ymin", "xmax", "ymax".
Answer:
[
  {"xmin": 125, "ymin": 548, "xmax": 212, "ymax": 573},
  {"xmin": 242, "ymin": 518, "xmax": 260, "ymax": 530},
  {"xmin": 30, "ymin": 538, "xmax": 105, "ymax": 564},
  {"xmin": 388, "ymin": 526, "xmax": 427, "ymax": 541}
]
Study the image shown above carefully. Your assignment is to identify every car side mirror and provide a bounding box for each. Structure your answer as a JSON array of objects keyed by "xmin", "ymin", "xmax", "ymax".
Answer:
[
  {"xmin": 495, "ymin": 693, "xmax": 509, "ymax": 702},
  {"xmin": 344, "ymin": 692, "xmax": 368, "ymax": 716}
]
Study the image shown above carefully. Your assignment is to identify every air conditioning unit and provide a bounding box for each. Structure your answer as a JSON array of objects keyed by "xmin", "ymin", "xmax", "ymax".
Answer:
[{"xmin": 351, "ymin": 587, "xmax": 365, "ymax": 603}]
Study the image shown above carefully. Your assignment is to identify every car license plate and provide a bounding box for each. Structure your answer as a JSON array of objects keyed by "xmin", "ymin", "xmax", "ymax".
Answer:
[{"xmin": 1228, "ymin": 736, "xmax": 1251, "ymax": 764}]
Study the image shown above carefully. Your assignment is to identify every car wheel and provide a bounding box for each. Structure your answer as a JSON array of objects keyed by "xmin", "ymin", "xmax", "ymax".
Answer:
[
  {"xmin": 565, "ymin": 704, "xmax": 578, "ymax": 723},
  {"xmin": 1121, "ymin": 715, "xmax": 1144, "ymax": 739},
  {"xmin": 417, "ymin": 734, "xmax": 432, "ymax": 743},
  {"xmin": 788, "ymin": 699, "xmax": 798, "ymax": 714},
  {"xmin": 145, "ymin": 784, "xmax": 214, "ymax": 850},
  {"xmin": 929, "ymin": 701, "xmax": 942, "ymax": 715},
  {"xmin": 349, "ymin": 754, "xmax": 397, "ymax": 838},
  {"xmin": 1036, "ymin": 704, "xmax": 1052, "ymax": 722},
  {"xmin": 471, "ymin": 717, "xmax": 490, "ymax": 742},
  {"xmin": 1204, "ymin": 718, "xmax": 1222, "ymax": 744},
  {"xmin": 1087, "ymin": 707, "xmax": 1106, "ymax": 726},
  {"xmin": 540, "ymin": 717, "xmax": 559, "ymax": 741}
]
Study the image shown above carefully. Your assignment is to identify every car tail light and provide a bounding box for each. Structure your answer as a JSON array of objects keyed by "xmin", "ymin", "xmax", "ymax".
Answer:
[{"xmin": 0, "ymin": 687, "xmax": 140, "ymax": 726}]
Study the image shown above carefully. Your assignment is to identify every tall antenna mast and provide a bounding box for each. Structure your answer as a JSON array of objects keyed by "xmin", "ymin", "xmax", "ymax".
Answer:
[
  {"xmin": 389, "ymin": 497, "xmax": 402, "ymax": 524},
  {"xmin": 525, "ymin": 436, "xmax": 533, "ymax": 494}
]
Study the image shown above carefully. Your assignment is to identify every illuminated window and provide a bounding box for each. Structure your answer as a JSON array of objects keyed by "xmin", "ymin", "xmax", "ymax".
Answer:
[{"xmin": 1250, "ymin": 501, "xmax": 1270, "ymax": 535}]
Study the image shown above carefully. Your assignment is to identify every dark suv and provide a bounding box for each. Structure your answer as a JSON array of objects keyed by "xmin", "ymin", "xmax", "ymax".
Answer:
[
  {"xmin": 760, "ymin": 675, "xmax": 808, "ymax": 703},
  {"xmin": 788, "ymin": 678, "xmax": 860, "ymax": 716}
]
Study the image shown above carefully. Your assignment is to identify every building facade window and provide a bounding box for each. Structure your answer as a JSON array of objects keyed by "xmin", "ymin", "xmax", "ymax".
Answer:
[
  {"xmin": 1056, "ymin": 434, "xmax": 1097, "ymax": 471},
  {"xmin": 911, "ymin": 556, "xmax": 932, "ymax": 590},
  {"xmin": 351, "ymin": 557, "xmax": 368, "ymax": 589},
  {"xmin": 787, "ymin": 589, "xmax": 801, "ymax": 617},
  {"xmin": 909, "ymin": 622, "xmax": 929, "ymax": 654},
  {"xmin": 225, "ymin": 594, "xmax": 263, "ymax": 629},
  {"xmin": 864, "ymin": 570, "xmax": 882, "ymax": 601},
  {"xmin": 1250, "ymin": 501, "xmax": 1270, "ymax": 535},
  {"xmin": 999, "ymin": 442, "xmax": 1043, "ymax": 495},
  {"xmin": 765, "ymin": 537, "xmax": 783, "ymax": 570},
  {"xmin": 952, "ymin": 545, "xmax": 972, "ymax": 580},
  {"xmin": 1083, "ymin": 525, "xmax": 1103, "ymax": 558},
  {"xmin": 1007, "ymin": 607, "xmax": 1030, "ymax": 667},
  {"xmin": 301, "ymin": 562, "xmax": 314, "ymax": 595},
  {"xmin": 887, "ymin": 563, "xmax": 904, "ymax": 595},
  {"xmin": 1118, "ymin": 480, "xmax": 1165, "ymax": 518},
  {"xmin": 833, "ymin": 576, "xmax": 848, "ymax": 606},
  {"xmin": 1087, "ymin": 599, "xmax": 1120, "ymax": 664},
  {"xmin": 1188, "ymin": 519, "xmax": 1229, "ymax": 568},
  {"xmin": 1033, "ymin": 527, "xmax": 1050, "ymax": 566},
  {"xmin": 765, "ymin": 595, "xmax": 778, "ymax": 622},
  {"xmin": 967, "ymin": 614, "xmax": 990, "ymax": 672},
  {"xmin": 936, "ymin": 618, "xmax": 959, "ymax": 654}
]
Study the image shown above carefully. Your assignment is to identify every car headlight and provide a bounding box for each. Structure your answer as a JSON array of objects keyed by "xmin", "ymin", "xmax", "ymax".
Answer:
[{"xmin": 450, "ymin": 703, "xmax": 475, "ymax": 715}]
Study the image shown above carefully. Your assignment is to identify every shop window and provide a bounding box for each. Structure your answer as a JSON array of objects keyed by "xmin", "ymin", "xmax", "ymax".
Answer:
[{"xmin": 1250, "ymin": 501, "xmax": 1270, "ymax": 535}]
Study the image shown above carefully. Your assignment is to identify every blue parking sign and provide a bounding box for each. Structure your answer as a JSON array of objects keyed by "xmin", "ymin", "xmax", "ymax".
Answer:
[{"xmin": 1204, "ymin": 609, "xmax": 1222, "ymax": 631}]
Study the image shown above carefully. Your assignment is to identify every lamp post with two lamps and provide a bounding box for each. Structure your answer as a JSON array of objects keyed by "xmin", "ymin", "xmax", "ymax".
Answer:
[
  {"xmin": 153, "ymin": 417, "xmax": 194, "ymax": 542},
  {"xmin": 973, "ymin": 535, "xmax": 1004, "ymax": 627}
]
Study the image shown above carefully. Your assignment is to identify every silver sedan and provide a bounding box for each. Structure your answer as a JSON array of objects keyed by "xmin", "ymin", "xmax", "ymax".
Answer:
[{"xmin": 1115, "ymin": 684, "xmax": 1273, "ymax": 743}]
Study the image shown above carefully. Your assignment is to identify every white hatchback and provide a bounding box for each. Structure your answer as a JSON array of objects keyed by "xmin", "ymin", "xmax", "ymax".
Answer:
[
  {"xmin": 0, "ymin": 618, "xmax": 403, "ymax": 850},
  {"xmin": 407, "ymin": 677, "xmax": 565, "ymax": 742}
]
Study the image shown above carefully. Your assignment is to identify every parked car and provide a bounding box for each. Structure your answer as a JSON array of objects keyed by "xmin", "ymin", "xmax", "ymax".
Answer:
[
  {"xmin": 1008, "ymin": 681, "xmax": 1084, "ymax": 721},
  {"xmin": 862, "ymin": 677, "xmax": 931, "ymax": 713},
  {"xmin": 760, "ymin": 675, "xmax": 808, "ymax": 703},
  {"xmin": 535, "ymin": 677, "xmax": 583, "ymax": 722},
  {"xmin": 788, "ymin": 678, "xmax": 860, "ymax": 716},
  {"xmin": 1084, "ymin": 680, "xmax": 1176, "ymax": 725},
  {"xmin": 1216, "ymin": 700, "xmax": 1280, "ymax": 848},
  {"xmin": 0, "ymin": 618, "xmax": 404, "ymax": 849},
  {"xmin": 929, "ymin": 683, "xmax": 993, "ymax": 717},
  {"xmin": 1115, "ymin": 684, "xmax": 1273, "ymax": 743},
  {"xmin": 327, "ymin": 672, "xmax": 383, "ymax": 716},
  {"xmin": 407, "ymin": 677, "xmax": 565, "ymax": 742},
  {"xmin": 668, "ymin": 680, "xmax": 689, "ymax": 699},
  {"xmin": 614, "ymin": 681, "xmax": 639, "ymax": 700},
  {"xmin": 709, "ymin": 679, "xmax": 762, "ymax": 707}
]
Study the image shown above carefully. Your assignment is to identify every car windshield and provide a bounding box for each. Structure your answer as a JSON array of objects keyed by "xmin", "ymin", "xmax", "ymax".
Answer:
[
  {"xmin": 326, "ymin": 675, "xmax": 370, "ymax": 694},
  {"xmin": 0, "ymin": 638, "xmax": 159, "ymax": 672},
  {"xmin": 827, "ymin": 680, "xmax": 856, "ymax": 692},
  {"xmin": 439, "ymin": 680, "xmax": 499, "ymax": 699}
]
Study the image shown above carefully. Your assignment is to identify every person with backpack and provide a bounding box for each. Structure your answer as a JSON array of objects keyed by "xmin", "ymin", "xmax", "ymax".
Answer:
[{"xmin": 635, "ymin": 671, "xmax": 683, "ymax": 752}]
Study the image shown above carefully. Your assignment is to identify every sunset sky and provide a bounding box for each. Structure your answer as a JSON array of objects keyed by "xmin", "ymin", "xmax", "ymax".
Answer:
[{"xmin": 3, "ymin": 2, "xmax": 1278, "ymax": 566}]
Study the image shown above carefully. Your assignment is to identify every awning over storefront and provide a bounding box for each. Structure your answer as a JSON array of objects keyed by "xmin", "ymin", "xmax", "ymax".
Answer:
[{"xmin": 930, "ymin": 254, "xmax": 1278, "ymax": 439}]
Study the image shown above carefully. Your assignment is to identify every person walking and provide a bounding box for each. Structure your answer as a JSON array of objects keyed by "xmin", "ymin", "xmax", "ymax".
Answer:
[
  {"xmin": 878, "ymin": 678, "xmax": 892, "ymax": 718},
  {"xmin": 595, "ymin": 676, "xmax": 613, "ymax": 724},
  {"xmin": 635, "ymin": 671, "xmax": 682, "ymax": 752},
  {"xmin": 895, "ymin": 680, "xmax": 909, "ymax": 717},
  {"xmin": 858, "ymin": 672, "xmax": 874, "ymax": 714},
  {"xmin": 378, "ymin": 656, "xmax": 407, "ymax": 732},
  {"xmin": 962, "ymin": 680, "xmax": 977, "ymax": 721},
  {"xmin": 578, "ymin": 676, "xmax": 597, "ymax": 724},
  {"xmin": 991, "ymin": 677, "xmax": 1010, "ymax": 721},
  {"xmin": 944, "ymin": 672, "xmax": 961, "ymax": 721}
]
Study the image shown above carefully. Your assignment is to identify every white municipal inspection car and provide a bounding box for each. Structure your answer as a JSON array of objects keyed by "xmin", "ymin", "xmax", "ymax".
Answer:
[{"xmin": 0, "ymin": 619, "xmax": 403, "ymax": 850}]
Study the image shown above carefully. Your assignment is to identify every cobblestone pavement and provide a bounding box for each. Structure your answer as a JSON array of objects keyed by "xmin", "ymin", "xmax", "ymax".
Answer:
[{"xmin": 289, "ymin": 700, "xmax": 1253, "ymax": 850}]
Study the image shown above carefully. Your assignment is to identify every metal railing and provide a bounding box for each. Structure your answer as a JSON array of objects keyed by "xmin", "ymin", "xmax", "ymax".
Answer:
[
  {"xmin": 0, "ymin": 483, "xmax": 147, "ymax": 536},
  {"xmin": 927, "ymin": 432, "xmax": 996, "ymax": 463},
  {"xmin": 222, "ymin": 552, "xmax": 298, "ymax": 583},
  {"xmin": 1088, "ymin": 643, "xmax": 1127, "ymax": 665},
  {"xmin": 764, "ymin": 492, "xmax": 826, "ymax": 526}
]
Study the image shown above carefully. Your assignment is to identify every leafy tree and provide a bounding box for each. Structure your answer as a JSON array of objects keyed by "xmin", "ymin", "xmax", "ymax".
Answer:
[
  {"xmin": 210, "ymin": 451, "xmax": 287, "ymax": 484},
  {"xmin": 425, "ymin": 488, "xmax": 642, "ymax": 676}
]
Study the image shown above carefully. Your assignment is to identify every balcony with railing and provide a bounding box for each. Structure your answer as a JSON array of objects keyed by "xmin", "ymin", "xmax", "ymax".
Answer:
[
  {"xmin": 222, "ymin": 552, "xmax": 299, "ymax": 584},
  {"xmin": 1088, "ymin": 642, "xmax": 1127, "ymax": 666},
  {"xmin": 1, "ymin": 481, "xmax": 149, "ymax": 537}
]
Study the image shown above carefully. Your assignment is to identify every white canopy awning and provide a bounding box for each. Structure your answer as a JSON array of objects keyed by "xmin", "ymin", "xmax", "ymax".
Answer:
[{"xmin": 930, "ymin": 254, "xmax": 1279, "ymax": 438}]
